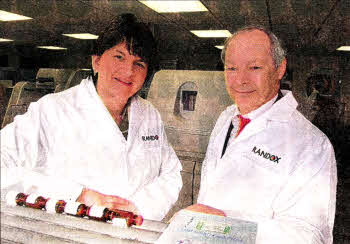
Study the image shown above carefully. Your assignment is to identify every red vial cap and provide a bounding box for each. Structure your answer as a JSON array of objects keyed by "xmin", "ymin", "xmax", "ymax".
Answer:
[{"xmin": 134, "ymin": 215, "xmax": 143, "ymax": 226}]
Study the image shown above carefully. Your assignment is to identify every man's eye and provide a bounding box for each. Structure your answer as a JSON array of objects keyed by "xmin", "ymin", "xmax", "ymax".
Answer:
[
  {"xmin": 226, "ymin": 67, "xmax": 236, "ymax": 71},
  {"xmin": 114, "ymin": 55, "xmax": 123, "ymax": 60},
  {"xmin": 251, "ymin": 66, "xmax": 261, "ymax": 70}
]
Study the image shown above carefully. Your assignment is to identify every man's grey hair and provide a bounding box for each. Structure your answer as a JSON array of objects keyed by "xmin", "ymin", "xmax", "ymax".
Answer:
[{"xmin": 221, "ymin": 25, "xmax": 286, "ymax": 69}]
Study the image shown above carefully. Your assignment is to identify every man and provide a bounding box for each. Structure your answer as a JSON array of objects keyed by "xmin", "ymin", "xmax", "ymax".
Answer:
[{"xmin": 187, "ymin": 26, "xmax": 337, "ymax": 243}]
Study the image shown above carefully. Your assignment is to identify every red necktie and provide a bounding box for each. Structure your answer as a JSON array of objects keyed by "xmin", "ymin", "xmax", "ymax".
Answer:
[{"xmin": 236, "ymin": 115, "xmax": 251, "ymax": 137}]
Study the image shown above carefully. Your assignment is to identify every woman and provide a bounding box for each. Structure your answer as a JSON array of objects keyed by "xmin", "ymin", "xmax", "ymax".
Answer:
[{"xmin": 1, "ymin": 14, "xmax": 182, "ymax": 221}]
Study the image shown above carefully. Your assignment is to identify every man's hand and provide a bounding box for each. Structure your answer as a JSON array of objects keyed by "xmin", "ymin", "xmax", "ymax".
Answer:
[
  {"xmin": 168, "ymin": 204, "xmax": 226, "ymax": 223},
  {"xmin": 76, "ymin": 188, "xmax": 139, "ymax": 213},
  {"xmin": 185, "ymin": 204, "xmax": 226, "ymax": 216}
]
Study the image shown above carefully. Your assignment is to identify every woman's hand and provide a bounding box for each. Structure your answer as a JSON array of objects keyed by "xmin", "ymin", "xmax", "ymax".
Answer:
[
  {"xmin": 185, "ymin": 203, "xmax": 226, "ymax": 216},
  {"xmin": 77, "ymin": 188, "xmax": 139, "ymax": 213}
]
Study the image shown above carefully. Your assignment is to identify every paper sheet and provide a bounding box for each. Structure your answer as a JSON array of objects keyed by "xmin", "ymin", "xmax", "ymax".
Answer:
[{"xmin": 156, "ymin": 210, "xmax": 258, "ymax": 244}]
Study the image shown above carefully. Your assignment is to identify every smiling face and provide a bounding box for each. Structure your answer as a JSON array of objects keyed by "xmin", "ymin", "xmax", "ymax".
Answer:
[
  {"xmin": 224, "ymin": 30, "xmax": 286, "ymax": 114},
  {"xmin": 92, "ymin": 41, "xmax": 148, "ymax": 101}
]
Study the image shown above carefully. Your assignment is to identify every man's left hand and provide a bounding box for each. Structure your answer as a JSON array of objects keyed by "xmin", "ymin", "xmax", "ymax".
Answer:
[{"xmin": 185, "ymin": 204, "xmax": 226, "ymax": 216}]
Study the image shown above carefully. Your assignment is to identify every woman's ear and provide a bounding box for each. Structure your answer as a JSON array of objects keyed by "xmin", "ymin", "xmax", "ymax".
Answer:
[{"xmin": 91, "ymin": 55, "xmax": 100, "ymax": 75}]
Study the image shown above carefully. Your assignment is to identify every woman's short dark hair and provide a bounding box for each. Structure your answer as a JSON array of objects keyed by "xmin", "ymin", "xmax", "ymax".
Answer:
[{"xmin": 92, "ymin": 13, "xmax": 158, "ymax": 86}]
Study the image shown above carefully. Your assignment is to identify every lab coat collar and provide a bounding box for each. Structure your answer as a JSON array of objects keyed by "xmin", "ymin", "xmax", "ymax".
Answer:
[
  {"xmin": 225, "ymin": 90, "xmax": 297, "ymax": 122},
  {"xmin": 127, "ymin": 95, "xmax": 146, "ymax": 145},
  {"xmin": 75, "ymin": 77, "xmax": 144, "ymax": 117},
  {"xmin": 221, "ymin": 90, "xmax": 298, "ymax": 146},
  {"xmin": 75, "ymin": 76, "xmax": 100, "ymax": 108},
  {"xmin": 242, "ymin": 93, "xmax": 278, "ymax": 120},
  {"xmin": 260, "ymin": 90, "xmax": 298, "ymax": 122},
  {"xmin": 75, "ymin": 77, "xmax": 145, "ymax": 145}
]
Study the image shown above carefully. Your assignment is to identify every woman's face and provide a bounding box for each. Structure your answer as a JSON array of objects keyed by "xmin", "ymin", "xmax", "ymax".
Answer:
[{"xmin": 92, "ymin": 41, "xmax": 148, "ymax": 100}]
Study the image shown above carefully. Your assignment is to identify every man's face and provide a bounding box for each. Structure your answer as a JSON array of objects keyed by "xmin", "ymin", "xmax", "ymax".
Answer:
[
  {"xmin": 93, "ymin": 41, "xmax": 148, "ymax": 100},
  {"xmin": 224, "ymin": 30, "xmax": 286, "ymax": 114}
]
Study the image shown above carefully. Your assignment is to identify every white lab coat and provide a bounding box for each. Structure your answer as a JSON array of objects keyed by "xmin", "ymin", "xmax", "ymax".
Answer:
[
  {"xmin": 1, "ymin": 77, "xmax": 182, "ymax": 221},
  {"xmin": 198, "ymin": 90, "xmax": 337, "ymax": 243}
]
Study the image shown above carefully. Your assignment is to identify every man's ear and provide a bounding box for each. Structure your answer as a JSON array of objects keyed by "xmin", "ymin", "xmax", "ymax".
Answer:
[
  {"xmin": 91, "ymin": 55, "xmax": 100, "ymax": 75},
  {"xmin": 277, "ymin": 58, "xmax": 287, "ymax": 80}
]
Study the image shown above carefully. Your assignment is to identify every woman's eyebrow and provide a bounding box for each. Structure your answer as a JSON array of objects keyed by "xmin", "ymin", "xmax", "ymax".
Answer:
[
  {"xmin": 135, "ymin": 57, "xmax": 146, "ymax": 63},
  {"xmin": 114, "ymin": 49, "xmax": 146, "ymax": 63},
  {"xmin": 114, "ymin": 50, "xmax": 125, "ymax": 55}
]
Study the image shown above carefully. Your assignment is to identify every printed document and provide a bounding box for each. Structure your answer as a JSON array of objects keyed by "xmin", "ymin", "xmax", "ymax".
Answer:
[{"xmin": 156, "ymin": 210, "xmax": 257, "ymax": 244}]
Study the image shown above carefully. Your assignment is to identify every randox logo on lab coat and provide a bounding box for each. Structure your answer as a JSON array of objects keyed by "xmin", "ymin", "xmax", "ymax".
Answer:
[
  {"xmin": 252, "ymin": 146, "xmax": 281, "ymax": 163},
  {"xmin": 142, "ymin": 135, "xmax": 159, "ymax": 141}
]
